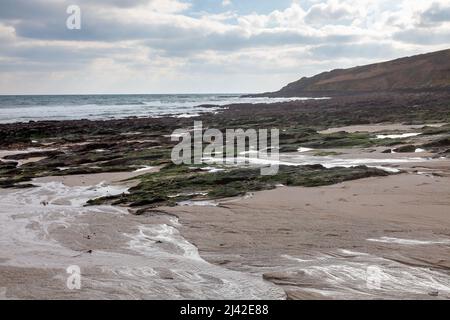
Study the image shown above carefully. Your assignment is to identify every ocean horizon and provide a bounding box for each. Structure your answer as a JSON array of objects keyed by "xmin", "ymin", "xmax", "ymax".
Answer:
[{"xmin": 0, "ymin": 94, "xmax": 324, "ymax": 123}]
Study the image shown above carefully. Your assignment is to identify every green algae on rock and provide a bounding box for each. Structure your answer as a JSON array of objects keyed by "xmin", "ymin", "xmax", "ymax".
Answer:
[{"xmin": 86, "ymin": 164, "xmax": 390, "ymax": 208}]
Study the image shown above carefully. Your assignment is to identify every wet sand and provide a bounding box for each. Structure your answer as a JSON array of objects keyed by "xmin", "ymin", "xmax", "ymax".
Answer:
[
  {"xmin": 0, "ymin": 178, "xmax": 284, "ymax": 299},
  {"xmin": 164, "ymin": 172, "xmax": 450, "ymax": 299},
  {"xmin": 34, "ymin": 166, "xmax": 161, "ymax": 187}
]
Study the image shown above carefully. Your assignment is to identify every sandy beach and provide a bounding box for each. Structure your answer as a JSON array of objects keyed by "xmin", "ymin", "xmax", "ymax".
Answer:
[
  {"xmin": 166, "ymin": 172, "xmax": 450, "ymax": 299},
  {"xmin": 0, "ymin": 95, "xmax": 449, "ymax": 300}
]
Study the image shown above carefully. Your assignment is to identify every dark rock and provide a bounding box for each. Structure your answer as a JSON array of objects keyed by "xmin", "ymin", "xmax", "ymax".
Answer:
[
  {"xmin": 428, "ymin": 291, "xmax": 439, "ymax": 297},
  {"xmin": 3, "ymin": 150, "xmax": 63, "ymax": 160},
  {"xmin": 424, "ymin": 137, "xmax": 450, "ymax": 148},
  {"xmin": 0, "ymin": 160, "xmax": 18, "ymax": 169},
  {"xmin": 393, "ymin": 145, "xmax": 416, "ymax": 153}
]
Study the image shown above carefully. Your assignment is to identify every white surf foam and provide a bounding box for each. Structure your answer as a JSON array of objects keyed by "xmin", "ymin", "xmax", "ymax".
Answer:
[
  {"xmin": 367, "ymin": 237, "xmax": 450, "ymax": 245},
  {"xmin": 282, "ymin": 249, "xmax": 450, "ymax": 299},
  {"xmin": 375, "ymin": 133, "xmax": 421, "ymax": 139}
]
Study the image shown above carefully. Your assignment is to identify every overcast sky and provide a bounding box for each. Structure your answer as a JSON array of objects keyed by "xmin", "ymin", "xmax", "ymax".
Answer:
[{"xmin": 0, "ymin": 0, "xmax": 449, "ymax": 94}]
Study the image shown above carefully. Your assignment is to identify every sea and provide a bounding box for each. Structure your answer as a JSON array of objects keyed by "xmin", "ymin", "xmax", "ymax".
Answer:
[{"xmin": 0, "ymin": 94, "xmax": 325, "ymax": 124}]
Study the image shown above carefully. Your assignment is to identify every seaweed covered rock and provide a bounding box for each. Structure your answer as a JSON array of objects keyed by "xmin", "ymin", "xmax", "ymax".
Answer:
[
  {"xmin": 86, "ymin": 164, "xmax": 391, "ymax": 208},
  {"xmin": 423, "ymin": 137, "xmax": 450, "ymax": 148},
  {"xmin": 393, "ymin": 145, "xmax": 416, "ymax": 153},
  {"xmin": 0, "ymin": 160, "xmax": 18, "ymax": 170}
]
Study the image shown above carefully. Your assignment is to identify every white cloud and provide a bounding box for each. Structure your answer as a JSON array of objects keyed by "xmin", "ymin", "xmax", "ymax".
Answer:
[
  {"xmin": 0, "ymin": 23, "xmax": 16, "ymax": 42},
  {"xmin": 304, "ymin": 0, "xmax": 357, "ymax": 26}
]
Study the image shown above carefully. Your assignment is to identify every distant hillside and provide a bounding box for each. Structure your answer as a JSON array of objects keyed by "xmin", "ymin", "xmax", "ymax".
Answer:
[{"xmin": 253, "ymin": 49, "xmax": 450, "ymax": 97}]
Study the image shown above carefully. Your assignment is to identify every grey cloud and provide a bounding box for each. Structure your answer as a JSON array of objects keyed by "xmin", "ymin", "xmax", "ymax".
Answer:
[
  {"xmin": 13, "ymin": 15, "xmax": 357, "ymax": 50},
  {"xmin": 78, "ymin": 0, "xmax": 152, "ymax": 8},
  {"xmin": 310, "ymin": 43, "xmax": 401, "ymax": 60},
  {"xmin": 145, "ymin": 30, "xmax": 359, "ymax": 56},
  {"xmin": 0, "ymin": 42, "xmax": 136, "ymax": 73},
  {"xmin": 393, "ymin": 29, "xmax": 450, "ymax": 45},
  {"xmin": 13, "ymin": 13, "xmax": 201, "ymax": 43},
  {"xmin": 145, "ymin": 30, "xmax": 315, "ymax": 55},
  {"xmin": 0, "ymin": 60, "xmax": 76, "ymax": 73},
  {"xmin": 0, "ymin": 0, "xmax": 183, "ymax": 42},
  {"xmin": 0, "ymin": 0, "xmax": 65, "ymax": 20},
  {"xmin": 0, "ymin": 0, "xmax": 152, "ymax": 21},
  {"xmin": 420, "ymin": 2, "xmax": 450, "ymax": 26},
  {"xmin": 0, "ymin": 0, "xmax": 162, "ymax": 39}
]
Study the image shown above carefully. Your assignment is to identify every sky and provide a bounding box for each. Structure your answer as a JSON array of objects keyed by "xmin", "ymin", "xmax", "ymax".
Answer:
[{"xmin": 0, "ymin": 0, "xmax": 449, "ymax": 95}]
